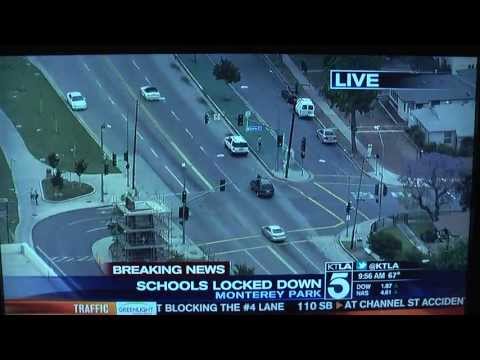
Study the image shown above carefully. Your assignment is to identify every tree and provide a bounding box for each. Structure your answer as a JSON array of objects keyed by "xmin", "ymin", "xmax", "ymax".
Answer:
[
  {"xmin": 458, "ymin": 136, "xmax": 474, "ymax": 157},
  {"xmin": 74, "ymin": 159, "xmax": 88, "ymax": 184},
  {"xmin": 430, "ymin": 240, "xmax": 468, "ymax": 271},
  {"xmin": 456, "ymin": 173, "xmax": 472, "ymax": 211},
  {"xmin": 47, "ymin": 152, "xmax": 60, "ymax": 173},
  {"xmin": 213, "ymin": 58, "xmax": 241, "ymax": 85},
  {"xmin": 399, "ymin": 153, "xmax": 467, "ymax": 222},
  {"xmin": 320, "ymin": 56, "xmax": 384, "ymax": 154},
  {"xmin": 50, "ymin": 169, "xmax": 64, "ymax": 196},
  {"xmin": 232, "ymin": 264, "xmax": 255, "ymax": 276}
]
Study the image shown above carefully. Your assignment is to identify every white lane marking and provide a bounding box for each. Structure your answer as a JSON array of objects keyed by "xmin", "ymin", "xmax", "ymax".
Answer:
[
  {"xmin": 244, "ymin": 249, "xmax": 271, "ymax": 275},
  {"xmin": 65, "ymin": 257, "xmax": 76, "ymax": 263},
  {"xmin": 240, "ymin": 85, "xmax": 248, "ymax": 89},
  {"xmin": 267, "ymin": 246, "xmax": 297, "ymax": 274},
  {"xmin": 96, "ymin": 80, "xmax": 102, "ymax": 88},
  {"xmin": 108, "ymin": 96, "xmax": 115, "ymax": 105},
  {"xmin": 164, "ymin": 165, "xmax": 189, "ymax": 192},
  {"xmin": 214, "ymin": 244, "xmax": 267, "ymax": 255},
  {"xmin": 78, "ymin": 255, "xmax": 92, "ymax": 261},
  {"xmin": 132, "ymin": 59, "xmax": 140, "ymax": 70},
  {"xmin": 55, "ymin": 256, "xmax": 69, "ymax": 262},
  {"xmin": 122, "ymin": 113, "xmax": 127, "ymax": 122},
  {"xmin": 185, "ymin": 128, "xmax": 194, "ymax": 139},
  {"xmin": 200, "ymin": 146, "xmax": 206, "ymax": 155},
  {"xmin": 145, "ymin": 76, "xmax": 151, "ymax": 84},
  {"xmin": 319, "ymin": 159, "xmax": 326, "ymax": 163},
  {"xmin": 51, "ymin": 256, "xmax": 59, "ymax": 261},
  {"xmin": 290, "ymin": 242, "xmax": 322, "ymax": 272},
  {"xmin": 35, "ymin": 245, "xmax": 67, "ymax": 276},
  {"xmin": 83, "ymin": 62, "xmax": 91, "ymax": 72},
  {"xmin": 214, "ymin": 162, "xmax": 240, "ymax": 192},
  {"xmin": 137, "ymin": 132, "xmax": 144, "ymax": 140},
  {"xmin": 151, "ymin": 148, "xmax": 159, "ymax": 158},
  {"xmin": 86, "ymin": 226, "xmax": 107, "ymax": 233},
  {"xmin": 170, "ymin": 110, "xmax": 181, "ymax": 121},
  {"xmin": 216, "ymin": 154, "xmax": 225, "ymax": 158}
]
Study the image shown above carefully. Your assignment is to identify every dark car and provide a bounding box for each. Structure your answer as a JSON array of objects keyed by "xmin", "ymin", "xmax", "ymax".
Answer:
[
  {"xmin": 250, "ymin": 177, "xmax": 275, "ymax": 198},
  {"xmin": 281, "ymin": 89, "xmax": 296, "ymax": 104}
]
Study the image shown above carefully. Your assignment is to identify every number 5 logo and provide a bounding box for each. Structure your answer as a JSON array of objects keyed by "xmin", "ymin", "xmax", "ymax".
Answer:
[{"xmin": 327, "ymin": 272, "xmax": 351, "ymax": 299}]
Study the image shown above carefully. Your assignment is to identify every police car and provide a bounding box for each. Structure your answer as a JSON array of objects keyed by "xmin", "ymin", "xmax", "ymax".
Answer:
[{"xmin": 224, "ymin": 135, "xmax": 249, "ymax": 156}]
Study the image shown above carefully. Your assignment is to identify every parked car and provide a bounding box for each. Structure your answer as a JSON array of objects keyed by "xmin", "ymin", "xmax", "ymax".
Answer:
[
  {"xmin": 66, "ymin": 91, "xmax": 87, "ymax": 110},
  {"xmin": 224, "ymin": 135, "xmax": 249, "ymax": 156},
  {"xmin": 316, "ymin": 128, "xmax": 337, "ymax": 144},
  {"xmin": 261, "ymin": 225, "xmax": 287, "ymax": 243},
  {"xmin": 140, "ymin": 86, "xmax": 163, "ymax": 101},
  {"xmin": 281, "ymin": 89, "xmax": 297, "ymax": 104},
  {"xmin": 250, "ymin": 176, "xmax": 275, "ymax": 198}
]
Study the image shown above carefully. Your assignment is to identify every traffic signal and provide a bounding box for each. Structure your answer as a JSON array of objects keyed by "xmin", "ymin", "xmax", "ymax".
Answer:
[
  {"xmin": 301, "ymin": 137, "xmax": 306, "ymax": 152},
  {"xmin": 383, "ymin": 184, "xmax": 388, "ymax": 197},
  {"xmin": 204, "ymin": 112, "xmax": 209, "ymax": 124},
  {"xmin": 277, "ymin": 134, "xmax": 284, "ymax": 148},
  {"xmin": 182, "ymin": 190, "xmax": 187, "ymax": 203},
  {"xmin": 301, "ymin": 151, "xmax": 305, "ymax": 159},
  {"xmin": 375, "ymin": 183, "xmax": 379, "ymax": 196},
  {"xmin": 237, "ymin": 114, "xmax": 244, "ymax": 126},
  {"xmin": 104, "ymin": 163, "xmax": 109, "ymax": 175},
  {"xmin": 124, "ymin": 152, "xmax": 128, "ymax": 162},
  {"xmin": 346, "ymin": 201, "xmax": 352, "ymax": 214},
  {"xmin": 220, "ymin": 179, "xmax": 226, "ymax": 192},
  {"xmin": 112, "ymin": 153, "xmax": 117, "ymax": 167}
]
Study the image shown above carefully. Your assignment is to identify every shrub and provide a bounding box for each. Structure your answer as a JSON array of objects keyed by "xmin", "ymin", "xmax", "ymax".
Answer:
[
  {"xmin": 421, "ymin": 228, "xmax": 437, "ymax": 243},
  {"xmin": 458, "ymin": 137, "xmax": 474, "ymax": 157},
  {"xmin": 369, "ymin": 231, "xmax": 402, "ymax": 260},
  {"xmin": 406, "ymin": 125, "xmax": 425, "ymax": 148},
  {"xmin": 437, "ymin": 143, "xmax": 457, "ymax": 156},
  {"xmin": 423, "ymin": 142, "xmax": 437, "ymax": 153}
]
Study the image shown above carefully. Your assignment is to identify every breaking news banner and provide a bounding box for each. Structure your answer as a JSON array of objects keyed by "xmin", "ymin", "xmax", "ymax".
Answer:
[
  {"xmin": 103, "ymin": 261, "xmax": 230, "ymax": 276},
  {"xmin": 329, "ymin": 70, "xmax": 449, "ymax": 90},
  {"xmin": 2, "ymin": 261, "xmax": 465, "ymax": 315}
]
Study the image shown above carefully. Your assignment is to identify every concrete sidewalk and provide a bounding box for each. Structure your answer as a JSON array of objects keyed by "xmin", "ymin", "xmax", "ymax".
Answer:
[
  {"xmin": 281, "ymin": 55, "xmax": 402, "ymax": 186},
  {"xmin": 0, "ymin": 108, "xmax": 206, "ymax": 266},
  {"xmin": 336, "ymin": 218, "xmax": 380, "ymax": 262}
]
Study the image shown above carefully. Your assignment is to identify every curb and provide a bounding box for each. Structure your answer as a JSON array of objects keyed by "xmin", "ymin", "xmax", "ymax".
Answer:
[
  {"xmin": 336, "ymin": 233, "xmax": 359, "ymax": 261},
  {"xmin": 174, "ymin": 54, "xmax": 308, "ymax": 183}
]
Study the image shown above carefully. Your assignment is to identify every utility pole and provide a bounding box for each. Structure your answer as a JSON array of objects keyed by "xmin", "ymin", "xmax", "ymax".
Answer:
[
  {"xmin": 182, "ymin": 162, "xmax": 186, "ymax": 245},
  {"xmin": 101, "ymin": 124, "xmax": 105, "ymax": 203},
  {"xmin": 375, "ymin": 125, "xmax": 385, "ymax": 227},
  {"xmin": 285, "ymin": 99, "xmax": 296, "ymax": 179},
  {"xmin": 132, "ymin": 99, "xmax": 139, "ymax": 192},
  {"xmin": 126, "ymin": 111, "xmax": 130, "ymax": 188}
]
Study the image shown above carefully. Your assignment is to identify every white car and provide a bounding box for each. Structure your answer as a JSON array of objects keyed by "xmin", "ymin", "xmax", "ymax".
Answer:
[
  {"xmin": 140, "ymin": 86, "xmax": 163, "ymax": 101},
  {"xmin": 224, "ymin": 135, "xmax": 249, "ymax": 156},
  {"xmin": 316, "ymin": 128, "xmax": 337, "ymax": 144},
  {"xmin": 261, "ymin": 225, "xmax": 287, "ymax": 243},
  {"xmin": 66, "ymin": 91, "xmax": 87, "ymax": 110}
]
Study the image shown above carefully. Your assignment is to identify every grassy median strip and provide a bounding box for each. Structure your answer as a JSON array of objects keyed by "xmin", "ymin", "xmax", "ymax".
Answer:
[
  {"xmin": 0, "ymin": 56, "xmax": 119, "ymax": 174},
  {"xmin": 0, "ymin": 149, "xmax": 18, "ymax": 243},
  {"xmin": 41, "ymin": 178, "xmax": 93, "ymax": 201}
]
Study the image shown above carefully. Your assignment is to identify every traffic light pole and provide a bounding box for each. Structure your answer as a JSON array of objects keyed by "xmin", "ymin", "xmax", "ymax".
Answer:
[
  {"xmin": 126, "ymin": 111, "xmax": 130, "ymax": 188},
  {"xmin": 377, "ymin": 129, "xmax": 385, "ymax": 226},
  {"xmin": 182, "ymin": 163, "xmax": 186, "ymax": 245},
  {"xmin": 351, "ymin": 157, "xmax": 367, "ymax": 250},
  {"xmin": 100, "ymin": 125, "xmax": 104, "ymax": 203},
  {"xmin": 132, "ymin": 99, "xmax": 139, "ymax": 192},
  {"xmin": 285, "ymin": 101, "xmax": 296, "ymax": 179}
]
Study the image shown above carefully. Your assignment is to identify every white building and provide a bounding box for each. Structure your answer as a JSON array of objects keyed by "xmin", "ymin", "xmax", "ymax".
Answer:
[
  {"xmin": 433, "ymin": 56, "xmax": 477, "ymax": 74},
  {"xmin": 388, "ymin": 73, "xmax": 476, "ymax": 124},
  {"xmin": 410, "ymin": 101, "xmax": 475, "ymax": 150}
]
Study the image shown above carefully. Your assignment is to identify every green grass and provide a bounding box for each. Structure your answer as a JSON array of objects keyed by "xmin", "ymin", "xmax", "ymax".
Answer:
[
  {"xmin": 0, "ymin": 56, "xmax": 119, "ymax": 174},
  {"xmin": 41, "ymin": 178, "xmax": 93, "ymax": 201},
  {"xmin": 0, "ymin": 149, "xmax": 18, "ymax": 243}
]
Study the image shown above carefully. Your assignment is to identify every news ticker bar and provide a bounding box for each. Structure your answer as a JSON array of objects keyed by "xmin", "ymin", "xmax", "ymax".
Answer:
[
  {"xmin": 5, "ymin": 297, "xmax": 465, "ymax": 315},
  {"xmin": 329, "ymin": 70, "xmax": 446, "ymax": 90}
]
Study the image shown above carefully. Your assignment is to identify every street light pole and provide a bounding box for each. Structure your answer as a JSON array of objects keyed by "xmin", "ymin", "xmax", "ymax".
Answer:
[
  {"xmin": 101, "ymin": 124, "xmax": 105, "ymax": 203},
  {"xmin": 182, "ymin": 162, "xmax": 186, "ymax": 245},
  {"xmin": 285, "ymin": 100, "xmax": 296, "ymax": 179},
  {"xmin": 126, "ymin": 111, "xmax": 130, "ymax": 188},
  {"xmin": 375, "ymin": 126, "xmax": 385, "ymax": 226},
  {"xmin": 132, "ymin": 99, "xmax": 139, "ymax": 193}
]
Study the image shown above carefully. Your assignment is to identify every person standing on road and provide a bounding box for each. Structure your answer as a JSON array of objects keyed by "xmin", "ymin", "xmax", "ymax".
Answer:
[
  {"xmin": 30, "ymin": 188, "xmax": 34, "ymax": 204},
  {"xmin": 34, "ymin": 190, "xmax": 39, "ymax": 206},
  {"xmin": 257, "ymin": 136, "xmax": 262, "ymax": 153}
]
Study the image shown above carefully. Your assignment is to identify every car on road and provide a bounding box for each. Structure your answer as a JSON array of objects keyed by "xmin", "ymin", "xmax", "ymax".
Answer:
[
  {"xmin": 261, "ymin": 225, "xmax": 287, "ymax": 243},
  {"xmin": 224, "ymin": 135, "xmax": 249, "ymax": 156},
  {"xmin": 250, "ymin": 177, "xmax": 275, "ymax": 198},
  {"xmin": 281, "ymin": 89, "xmax": 297, "ymax": 104},
  {"xmin": 316, "ymin": 128, "xmax": 337, "ymax": 144},
  {"xmin": 295, "ymin": 98, "xmax": 315, "ymax": 118},
  {"xmin": 140, "ymin": 86, "xmax": 163, "ymax": 101},
  {"xmin": 66, "ymin": 91, "xmax": 87, "ymax": 110}
]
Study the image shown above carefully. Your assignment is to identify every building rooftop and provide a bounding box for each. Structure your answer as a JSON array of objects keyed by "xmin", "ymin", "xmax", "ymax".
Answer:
[
  {"xmin": 411, "ymin": 101, "xmax": 475, "ymax": 137},
  {"xmin": 116, "ymin": 200, "xmax": 169, "ymax": 216},
  {"xmin": 396, "ymin": 73, "xmax": 475, "ymax": 103}
]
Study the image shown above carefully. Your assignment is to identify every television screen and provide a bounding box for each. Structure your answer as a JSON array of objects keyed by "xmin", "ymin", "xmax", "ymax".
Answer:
[{"xmin": 0, "ymin": 52, "xmax": 477, "ymax": 315}]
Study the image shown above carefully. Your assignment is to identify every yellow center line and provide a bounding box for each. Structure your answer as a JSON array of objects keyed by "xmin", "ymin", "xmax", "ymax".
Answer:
[
  {"xmin": 313, "ymin": 182, "xmax": 370, "ymax": 221},
  {"xmin": 288, "ymin": 184, "xmax": 345, "ymax": 224},
  {"xmin": 103, "ymin": 56, "xmax": 214, "ymax": 191}
]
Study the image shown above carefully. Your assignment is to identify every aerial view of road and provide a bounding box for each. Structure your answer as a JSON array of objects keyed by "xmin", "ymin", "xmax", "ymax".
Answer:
[{"xmin": 1, "ymin": 53, "xmax": 473, "ymax": 279}]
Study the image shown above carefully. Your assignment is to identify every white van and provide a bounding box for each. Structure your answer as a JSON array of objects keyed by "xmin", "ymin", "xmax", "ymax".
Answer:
[{"xmin": 295, "ymin": 98, "xmax": 315, "ymax": 118}]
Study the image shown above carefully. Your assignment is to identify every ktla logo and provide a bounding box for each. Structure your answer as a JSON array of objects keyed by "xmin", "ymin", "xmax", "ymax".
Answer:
[{"xmin": 116, "ymin": 302, "xmax": 157, "ymax": 315}]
